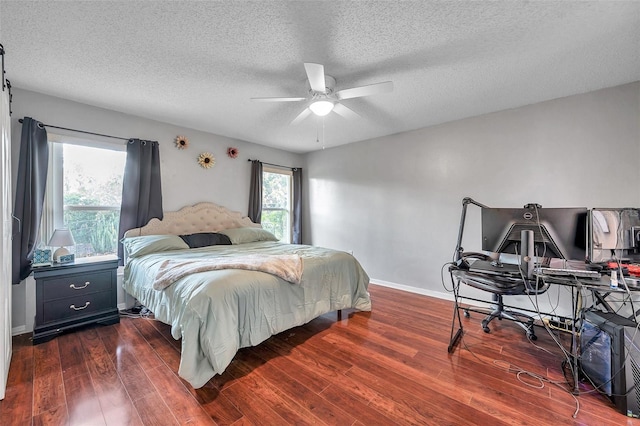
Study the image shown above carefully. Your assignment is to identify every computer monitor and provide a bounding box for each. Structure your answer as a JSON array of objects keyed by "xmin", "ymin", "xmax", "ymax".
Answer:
[
  {"xmin": 589, "ymin": 208, "xmax": 640, "ymax": 262},
  {"xmin": 481, "ymin": 204, "xmax": 588, "ymax": 261}
]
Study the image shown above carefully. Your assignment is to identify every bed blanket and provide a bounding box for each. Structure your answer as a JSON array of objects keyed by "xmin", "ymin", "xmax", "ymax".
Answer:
[{"xmin": 154, "ymin": 254, "xmax": 303, "ymax": 290}]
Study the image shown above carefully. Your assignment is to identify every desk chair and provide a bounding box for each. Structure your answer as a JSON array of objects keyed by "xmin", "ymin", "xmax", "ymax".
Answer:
[
  {"xmin": 453, "ymin": 258, "xmax": 548, "ymax": 341},
  {"xmin": 448, "ymin": 253, "xmax": 549, "ymax": 353}
]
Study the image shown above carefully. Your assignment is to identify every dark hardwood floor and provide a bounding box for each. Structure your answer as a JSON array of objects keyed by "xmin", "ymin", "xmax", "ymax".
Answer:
[{"xmin": 0, "ymin": 284, "xmax": 635, "ymax": 425}]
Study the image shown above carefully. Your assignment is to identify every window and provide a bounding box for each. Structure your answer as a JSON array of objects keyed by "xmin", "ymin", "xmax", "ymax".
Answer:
[
  {"xmin": 41, "ymin": 134, "xmax": 126, "ymax": 259},
  {"xmin": 261, "ymin": 167, "xmax": 292, "ymax": 243}
]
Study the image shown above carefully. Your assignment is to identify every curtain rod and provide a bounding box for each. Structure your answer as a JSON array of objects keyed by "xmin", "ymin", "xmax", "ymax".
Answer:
[
  {"xmin": 247, "ymin": 159, "xmax": 299, "ymax": 170},
  {"xmin": 18, "ymin": 118, "xmax": 130, "ymax": 142}
]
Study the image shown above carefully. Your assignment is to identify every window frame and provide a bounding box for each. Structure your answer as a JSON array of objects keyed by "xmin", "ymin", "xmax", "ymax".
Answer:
[
  {"xmin": 41, "ymin": 133, "xmax": 126, "ymax": 258},
  {"xmin": 261, "ymin": 166, "xmax": 293, "ymax": 243}
]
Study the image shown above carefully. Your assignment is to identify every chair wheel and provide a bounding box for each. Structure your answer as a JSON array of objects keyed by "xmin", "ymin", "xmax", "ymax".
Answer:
[
  {"xmin": 463, "ymin": 310, "xmax": 470, "ymax": 318},
  {"xmin": 527, "ymin": 332, "xmax": 537, "ymax": 341},
  {"xmin": 483, "ymin": 326, "xmax": 491, "ymax": 333}
]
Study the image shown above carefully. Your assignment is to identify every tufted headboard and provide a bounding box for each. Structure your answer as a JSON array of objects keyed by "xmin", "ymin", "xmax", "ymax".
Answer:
[{"xmin": 123, "ymin": 202, "xmax": 260, "ymax": 238}]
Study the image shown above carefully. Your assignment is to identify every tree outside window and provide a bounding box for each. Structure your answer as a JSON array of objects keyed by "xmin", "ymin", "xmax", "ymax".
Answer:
[{"xmin": 63, "ymin": 144, "xmax": 125, "ymax": 257}]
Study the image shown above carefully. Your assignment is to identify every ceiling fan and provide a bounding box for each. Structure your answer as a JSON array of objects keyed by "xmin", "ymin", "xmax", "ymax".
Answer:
[{"xmin": 251, "ymin": 63, "xmax": 393, "ymax": 125}]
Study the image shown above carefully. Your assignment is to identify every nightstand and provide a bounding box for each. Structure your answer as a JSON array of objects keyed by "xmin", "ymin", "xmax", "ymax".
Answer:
[{"xmin": 32, "ymin": 255, "xmax": 120, "ymax": 344}]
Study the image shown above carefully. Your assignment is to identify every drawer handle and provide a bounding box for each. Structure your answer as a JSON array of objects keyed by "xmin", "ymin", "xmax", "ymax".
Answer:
[
  {"xmin": 70, "ymin": 302, "xmax": 90, "ymax": 311},
  {"xmin": 70, "ymin": 282, "xmax": 90, "ymax": 290}
]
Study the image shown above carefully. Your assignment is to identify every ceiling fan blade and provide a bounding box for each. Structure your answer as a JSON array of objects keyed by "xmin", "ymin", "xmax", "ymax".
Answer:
[
  {"xmin": 251, "ymin": 97, "xmax": 306, "ymax": 102},
  {"xmin": 332, "ymin": 103, "xmax": 360, "ymax": 120},
  {"xmin": 290, "ymin": 108, "xmax": 312, "ymax": 125},
  {"xmin": 336, "ymin": 81, "xmax": 394, "ymax": 100},
  {"xmin": 304, "ymin": 63, "xmax": 326, "ymax": 93}
]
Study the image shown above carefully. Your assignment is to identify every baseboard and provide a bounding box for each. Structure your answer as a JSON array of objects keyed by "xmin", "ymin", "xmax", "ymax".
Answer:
[
  {"xmin": 369, "ymin": 278, "xmax": 495, "ymax": 309},
  {"xmin": 369, "ymin": 278, "xmax": 455, "ymax": 302},
  {"xmin": 11, "ymin": 325, "xmax": 27, "ymax": 337}
]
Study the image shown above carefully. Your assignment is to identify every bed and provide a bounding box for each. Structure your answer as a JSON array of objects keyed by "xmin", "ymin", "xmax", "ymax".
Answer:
[{"xmin": 122, "ymin": 202, "xmax": 371, "ymax": 388}]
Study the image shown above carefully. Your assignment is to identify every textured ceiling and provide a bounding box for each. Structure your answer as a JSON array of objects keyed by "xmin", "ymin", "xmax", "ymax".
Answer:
[{"xmin": 1, "ymin": 1, "xmax": 639, "ymax": 153}]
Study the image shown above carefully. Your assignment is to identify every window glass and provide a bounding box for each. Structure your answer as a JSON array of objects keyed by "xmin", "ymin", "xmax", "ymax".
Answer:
[
  {"xmin": 62, "ymin": 144, "xmax": 126, "ymax": 257},
  {"xmin": 262, "ymin": 168, "xmax": 292, "ymax": 243}
]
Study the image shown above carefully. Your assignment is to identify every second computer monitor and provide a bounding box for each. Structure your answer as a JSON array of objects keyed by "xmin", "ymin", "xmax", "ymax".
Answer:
[{"xmin": 590, "ymin": 208, "xmax": 640, "ymax": 262}]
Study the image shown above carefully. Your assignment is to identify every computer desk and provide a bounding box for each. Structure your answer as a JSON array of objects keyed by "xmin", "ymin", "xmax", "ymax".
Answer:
[
  {"xmin": 448, "ymin": 267, "xmax": 640, "ymax": 395},
  {"xmin": 537, "ymin": 274, "xmax": 640, "ymax": 394}
]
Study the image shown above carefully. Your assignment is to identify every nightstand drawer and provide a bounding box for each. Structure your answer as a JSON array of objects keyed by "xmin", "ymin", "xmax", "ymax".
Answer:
[
  {"xmin": 42, "ymin": 270, "xmax": 113, "ymax": 301},
  {"xmin": 43, "ymin": 291, "xmax": 113, "ymax": 323}
]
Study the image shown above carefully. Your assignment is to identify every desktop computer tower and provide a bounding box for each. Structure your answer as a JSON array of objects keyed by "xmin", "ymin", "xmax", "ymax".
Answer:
[{"xmin": 580, "ymin": 310, "xmax": 640, "ymax": 418}]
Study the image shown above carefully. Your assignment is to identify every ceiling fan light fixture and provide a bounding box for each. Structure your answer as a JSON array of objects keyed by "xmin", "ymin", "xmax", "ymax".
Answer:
[{"xmin": 309, "ymin": 100, "xmax": 334, "ymax": 116}]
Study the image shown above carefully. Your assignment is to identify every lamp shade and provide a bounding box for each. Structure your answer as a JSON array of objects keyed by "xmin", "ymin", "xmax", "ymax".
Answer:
[
  {"xmin": 309, "ymin": 100, "xmax": 334, "ymax": 116},
  {"xmin": 48, "ymin": 228, "xmax": 75, "ymax": 247},
  {"xmin": 49, "ymin": 228, "xmax": 75, "ymax": 262}
]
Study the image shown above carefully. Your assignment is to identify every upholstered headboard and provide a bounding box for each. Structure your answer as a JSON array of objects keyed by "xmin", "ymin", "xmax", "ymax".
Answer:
[{"xmin": 123, "ymin": 202, "xmax": 260, "ymax": 238}]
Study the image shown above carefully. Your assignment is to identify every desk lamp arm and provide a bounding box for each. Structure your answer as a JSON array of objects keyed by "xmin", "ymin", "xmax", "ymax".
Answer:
[{"xmin": 454, "ymin": 197, "xmax": 488, "ymax": 264}]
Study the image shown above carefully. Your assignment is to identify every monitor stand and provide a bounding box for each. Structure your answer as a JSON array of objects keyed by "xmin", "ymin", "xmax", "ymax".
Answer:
[{"xmin": 520, "ymin": 229, "xmax": 534, "ymax": 279}]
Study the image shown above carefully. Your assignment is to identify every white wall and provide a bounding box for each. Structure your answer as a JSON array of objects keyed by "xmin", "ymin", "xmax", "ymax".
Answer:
[
  {"xmin": 303, "ymin": 82, "xmax": 640, "ymax": 313},
  {"xmin": 10, "ymin": 88, "xmax": 303, "ymax": 333}
]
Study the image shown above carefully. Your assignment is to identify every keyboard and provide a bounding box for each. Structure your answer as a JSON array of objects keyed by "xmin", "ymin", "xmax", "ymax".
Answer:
[
  {"xmin": 467, "ymin": 259, "xmax": 521, "ymax": 276},
  {"xmin": 534, "ymin": 267, "xmax": 601, "ymax": 280}
]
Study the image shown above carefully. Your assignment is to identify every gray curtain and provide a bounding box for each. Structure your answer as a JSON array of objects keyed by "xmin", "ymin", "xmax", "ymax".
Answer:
[
  {"xmin": 117, "ymin": 139, "xmax": 163, "ymax": 264},
  {"xmin": 248, "ymin": 160, "xmax": 262, "ymax": 223},
  {"xmin": 292, "ymin": 168, "xmax": 302, "ymax": 244},
  {"xmin": 12, "ymin": 117, "xmax": 48, "ymax": 284}
]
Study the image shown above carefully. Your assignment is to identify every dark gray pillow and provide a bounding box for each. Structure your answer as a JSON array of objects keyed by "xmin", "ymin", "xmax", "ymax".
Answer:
[{"xmin": 179, "ymin": 233, "xmax": 232, "ymax": 248}]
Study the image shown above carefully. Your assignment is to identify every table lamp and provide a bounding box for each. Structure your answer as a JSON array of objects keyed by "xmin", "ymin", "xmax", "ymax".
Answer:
[{"xmin": 48, "ymin": 228, "xmax": 75, "ymax": 263}]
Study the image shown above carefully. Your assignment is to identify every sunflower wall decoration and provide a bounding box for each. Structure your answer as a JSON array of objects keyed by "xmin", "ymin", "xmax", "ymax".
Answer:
[
  {"xmin": 198, "ymin": 152, "xmax": 215, "ymax": 169},
  {"xmin": 227, "ymin": 147, "xmax": 239, "ymax": 159},
  {"xmin": 175, "ymin": 135, "xmax": 189, "ymax": 149}
]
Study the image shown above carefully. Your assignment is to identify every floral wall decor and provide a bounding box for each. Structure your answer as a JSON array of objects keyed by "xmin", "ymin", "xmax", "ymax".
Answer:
[
  {"xmin": 198, "ymin": 152, "xmax": 215, "ymax": 169},
  {"xmin": 227, "ymin": 147, "xmax": 239, "ymax": 159},
  {"xmin": 175, "ymin": 135, "xmax": 189, "ymax": 149}
]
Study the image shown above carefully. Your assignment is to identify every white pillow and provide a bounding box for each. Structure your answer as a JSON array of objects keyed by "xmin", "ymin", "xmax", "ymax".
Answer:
[
  {"xmin": 219, "ymin": 227, "xmax": 279, "ymax": 244},
  {"xmin": 123, "ymin": 235, "xmax": 188, "ymax": 258}
]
